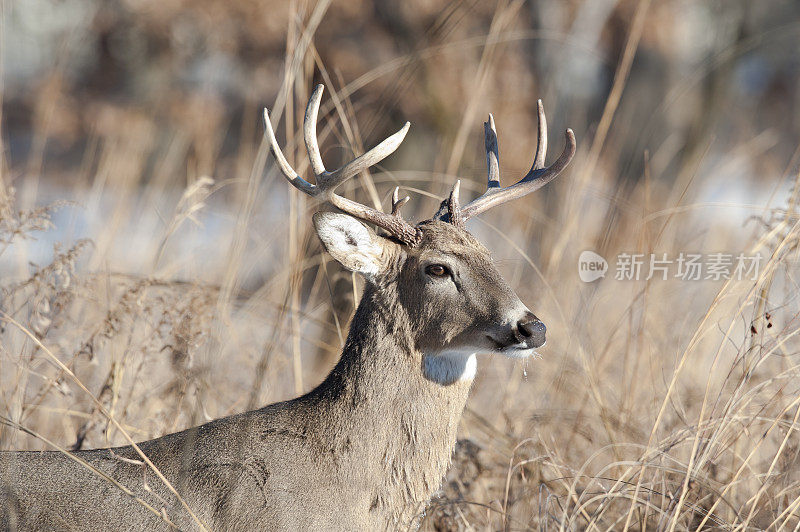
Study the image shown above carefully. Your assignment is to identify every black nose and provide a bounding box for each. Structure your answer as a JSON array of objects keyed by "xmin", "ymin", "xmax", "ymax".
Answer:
[{"xmin": 517, "ymin": 314, "xmax": 546, "ymax": 348}]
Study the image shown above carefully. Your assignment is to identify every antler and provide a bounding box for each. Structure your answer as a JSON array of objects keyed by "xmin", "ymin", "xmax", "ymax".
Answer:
[
  {"xmin": 436, "ymin": 100, "xmax": 576, "ymax": 223},
  {"xmin": 264, "ymin": 84, "xmax": 421, "ymax": 245}
]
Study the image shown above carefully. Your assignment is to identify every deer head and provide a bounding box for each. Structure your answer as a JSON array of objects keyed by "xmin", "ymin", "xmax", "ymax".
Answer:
[{"xmin": 264, "ymin": 85, "xmax": 575, "ymax": 384}]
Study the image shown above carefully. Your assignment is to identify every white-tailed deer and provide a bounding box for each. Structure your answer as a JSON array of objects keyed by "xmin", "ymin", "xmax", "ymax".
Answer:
[{"xmin": 1, "ymin": 85, "xmax": 575, "ymax": 531}]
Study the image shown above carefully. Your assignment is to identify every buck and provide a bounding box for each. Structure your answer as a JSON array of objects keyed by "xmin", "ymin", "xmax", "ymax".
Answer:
[{"xmin": 0, "ymin": 85, "xmax": 575, "ymax": 531}]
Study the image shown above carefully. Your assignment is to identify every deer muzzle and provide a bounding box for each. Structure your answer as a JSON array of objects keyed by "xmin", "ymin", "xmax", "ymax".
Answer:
[
  {"xmin": 486, "ymin": 311, "xmax": 546, "ymax": 356},
  {"xmin": 516, "ymin": 312, "xmax": 546, "ymax": 349}
]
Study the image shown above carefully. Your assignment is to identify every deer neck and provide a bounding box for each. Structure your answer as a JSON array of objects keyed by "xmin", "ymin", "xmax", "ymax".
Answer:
[{"xmin": 308, "ymin": 283, "xmax": 474, "ymax": 519}]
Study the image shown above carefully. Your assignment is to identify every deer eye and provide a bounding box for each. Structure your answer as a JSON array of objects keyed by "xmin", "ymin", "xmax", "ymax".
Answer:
[{"xmin": 425, "ymin": 264, "xmax": 449, "ymax": 278}]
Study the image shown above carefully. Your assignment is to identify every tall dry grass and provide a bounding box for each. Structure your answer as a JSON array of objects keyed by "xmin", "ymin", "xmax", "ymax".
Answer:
[{"xmin": 2, "ymin": 0, "xmax": 800, "ymax": 529}]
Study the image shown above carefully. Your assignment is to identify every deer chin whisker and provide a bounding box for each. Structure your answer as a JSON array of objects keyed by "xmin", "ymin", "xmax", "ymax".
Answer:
[{"xmin": 497, "ymin": 345, "xmax": 540, "ymax": 359}]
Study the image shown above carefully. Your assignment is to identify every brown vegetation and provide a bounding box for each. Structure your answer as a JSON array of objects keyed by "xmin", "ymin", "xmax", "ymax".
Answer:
[{"xmin": 2, "ymin": 1, "xmax": 800, "ymax": 529}]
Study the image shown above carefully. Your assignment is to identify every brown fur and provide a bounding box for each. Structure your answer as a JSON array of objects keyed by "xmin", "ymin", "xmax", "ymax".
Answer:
[{"xmin": 1, "ymin": 220, "xmax": 539, "ymax": 530}]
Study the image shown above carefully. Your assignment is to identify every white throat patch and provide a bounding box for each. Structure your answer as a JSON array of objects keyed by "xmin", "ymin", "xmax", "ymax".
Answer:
[{"xmin": 422, "ymin": 350, "xmax": 477, "ymax": 385}]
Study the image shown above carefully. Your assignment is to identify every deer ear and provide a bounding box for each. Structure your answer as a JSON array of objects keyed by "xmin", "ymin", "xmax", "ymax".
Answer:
[{"xmin": 313, "ymin": 212, "xmax": 399, "ymax": 280}]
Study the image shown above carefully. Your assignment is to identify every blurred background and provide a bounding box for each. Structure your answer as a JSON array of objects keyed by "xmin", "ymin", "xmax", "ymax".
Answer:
[{"xmin": 3, "ymin": 0, "xmax": 800, "ymax": 529}]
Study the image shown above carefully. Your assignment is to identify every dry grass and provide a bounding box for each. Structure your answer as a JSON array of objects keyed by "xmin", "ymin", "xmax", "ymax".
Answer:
[{"xmin": 3, "ymin": 1, "xmax": 800, "ymax": 529}]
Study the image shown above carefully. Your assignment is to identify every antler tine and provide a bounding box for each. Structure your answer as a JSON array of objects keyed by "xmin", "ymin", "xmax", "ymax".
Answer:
[
  {"xmin": 484, "ymin": 114, "xmax": 500, "ymax": 188},
  {"xmin": 430, "ymin": 116, "xmax": 500, "ymax": 224},
  {"xmin": 391, "ymin": 187, "xmax": 410, "ymax": 215},
  {"xmin": 457, "ymin": 102, "xmax": 576, "ymax": 221},
  {"xmin": 447, "ymin": 180, "xmax": 464, "ymax": 228},
  {"xmin": 304, "ymin": 84, "xmax": 327, "ymax": 177},
  {"xmin": 263, "ymin": 108, "xmax": 316, "ymax": 195},
  {"xmin": 264, "ymin": 85, "xmax": 421, "ymax": 245},
  {"xmin": 532, "ymin": 99, "xmax": 547, "ymax": 170},
  {"xmin": 324, "ymin": 122, "xmax": 410, "ymax": 186}
]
